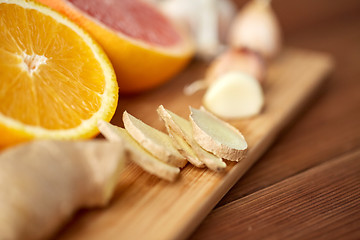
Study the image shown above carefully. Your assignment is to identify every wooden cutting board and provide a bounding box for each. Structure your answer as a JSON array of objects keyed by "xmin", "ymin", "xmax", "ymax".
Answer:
[{"xmin": 56, "ymin": 48, "xmax": 333, "ymax": 240}]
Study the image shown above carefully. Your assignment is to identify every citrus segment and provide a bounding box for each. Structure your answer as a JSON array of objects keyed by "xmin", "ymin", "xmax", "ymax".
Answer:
[
  {"xmin": 0, "ymin": 0, "xmax": 118, "ymax": 147},
  {"xmin": 36, "ymin": 0, "xmax": 195, "ymax": 93}
]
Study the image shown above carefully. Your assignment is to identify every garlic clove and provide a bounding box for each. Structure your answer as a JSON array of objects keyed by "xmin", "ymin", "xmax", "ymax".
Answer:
[
  {"xmin": 203, "ymin": 71, "xmax": 264, "ymax": 119},
  {"xmin": 205, "ymin": 48, "xmax": 266, "ymax": 85},
  {"xmin": 184, "ymin": 48, "xmax": 265, "ymax": 96},
  {"xmin": 228, "ymin": 0, "xmax": 282, "ymax": 59}
]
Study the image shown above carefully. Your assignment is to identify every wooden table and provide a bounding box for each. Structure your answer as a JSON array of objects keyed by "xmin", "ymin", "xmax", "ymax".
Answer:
[
  {"xmin": 189, "ymin": 3, "xmax": 360, "ymax": 240},
  {"xmin": 56, "ymin": 2, "xmax": 360, "ymax": 239}
]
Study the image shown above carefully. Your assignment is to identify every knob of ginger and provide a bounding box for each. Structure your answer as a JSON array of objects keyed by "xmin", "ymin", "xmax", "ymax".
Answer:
[{"xmin": 0, "ymin": 140, "xmax": 125, "ymax": 240}]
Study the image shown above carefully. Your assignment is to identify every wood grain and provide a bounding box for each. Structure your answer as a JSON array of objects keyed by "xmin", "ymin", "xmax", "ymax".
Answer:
[
  {"xmin": 217, "ymin": 13, "xmax": 360, "ymax": 208},
  {"xmin": 56, "ymin": 48, "xmax": 333, "ymax": 240},
  {"xmin": 191, "ymin": 149, "xmax": 360, "ymax": 240},
  {"xmin": 191, "ymin": 12, "xmax": 360, "ymax": 240}
]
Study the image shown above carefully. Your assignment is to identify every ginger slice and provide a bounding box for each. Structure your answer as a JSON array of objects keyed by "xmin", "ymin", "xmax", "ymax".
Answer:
[
  {"xmin": 167, "ymin": 126, "xmax": 205, "ymax": 168},
  {"xmin": 190, "ymin": 107, "xmax": 248, "ymax": 161},
  {"xmin": 0, "ymin": 140, "xmax": 125, "ymax": 240},
  {"xmin": 157, "ymin": 105, "xmax": 226, "ymax": 172},
  {"xmin": 203, "ymin": 71, "xmax": 264, "ymax": 119},
  {"xmin": 123, "ymin": 111, "xmax": 187, "ymax": 168},
  {"xmin": 98, "ymin": 120, "xmax": 180, "ymax": 181}
]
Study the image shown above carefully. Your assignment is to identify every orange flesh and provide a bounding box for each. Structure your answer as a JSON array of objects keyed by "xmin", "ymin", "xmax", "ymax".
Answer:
[{"xmin": 0, "ymin": 3, "xmax": 105, "ymax": 130}]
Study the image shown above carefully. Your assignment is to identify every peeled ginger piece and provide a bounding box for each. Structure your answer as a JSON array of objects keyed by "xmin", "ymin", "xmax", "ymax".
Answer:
[
  {"xmin": 203, "ymin": 71, "xmax": 264, "ymax": 119},
  {"xmin": 157, "ymin": 105, "xmax": 204, "ymax": 168},
  {"xmin": 98, "ymin": 120, "xmax": 180, "ymax": 181},
  {"xmin": 0, "ymin": 140, "xmax": 125, "ymax": 240},
  {"xmin": 157, "ymin": 105, "xmax": 226, "ymax": 172},
  {"xmin": 167, "ymin": 127, "xmax": 205, "ymax": 168},
  {"xmin": 190, "ymin": 107, "xmax": 248, "ymax": 161},
  {"xmin": 123, "ymin": 111, "xmax": 187, "ymax": 168}
]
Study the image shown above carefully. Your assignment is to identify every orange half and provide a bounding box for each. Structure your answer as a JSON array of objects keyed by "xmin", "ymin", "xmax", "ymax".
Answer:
[{"xmin": 0, "ymin": 0, "xmax": 118, "ymax": 147}]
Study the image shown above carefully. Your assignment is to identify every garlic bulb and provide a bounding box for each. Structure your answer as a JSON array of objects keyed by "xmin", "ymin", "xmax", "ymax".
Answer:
[
  {"xmin": 228, "ymin": 0, "xmax": 282, "ymax": 59},
  {"xmin": 154, "ymin": 0, "xmax": 236, "ymax": 60}
]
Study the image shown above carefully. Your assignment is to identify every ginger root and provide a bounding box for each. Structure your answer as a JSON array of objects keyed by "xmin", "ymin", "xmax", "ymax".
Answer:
[{"xmin": 0, "ymin": 140, "xmax": 125, "ymax": 240}]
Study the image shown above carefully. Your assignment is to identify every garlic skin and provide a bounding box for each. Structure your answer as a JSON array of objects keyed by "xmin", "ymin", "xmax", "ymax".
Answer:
[
  {"xmin": 155, "ymin": 0, "xmax": 195, "ymax": 33},
  {"xmin": 228, "ymin": 0, "xmax": 282, "ymax": 59},
  {"xmin": 206, "ymin": 48, "xmax": 266, "ymax": 85},
  {"xmin": 184, "ymin": 48, "xmax": 265, "ymax": 96},
  {"xmin": 153, "ymin": 0, "xmax": 236, "ymax": 60}
]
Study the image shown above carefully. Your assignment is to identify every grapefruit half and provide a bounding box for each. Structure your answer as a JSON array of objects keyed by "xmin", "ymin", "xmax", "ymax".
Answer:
[{"xmin": 36, "ymin": 0, "xmax": 195, "ymax": 93}]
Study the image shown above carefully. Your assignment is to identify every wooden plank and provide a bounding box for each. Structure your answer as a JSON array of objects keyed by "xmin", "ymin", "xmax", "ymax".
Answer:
[
  {"xmin": 218, "ymin": 16, "xmax": 360, "ymax": 207},
  {"xmin": 56, "ymin": 48, "xmax": 333, "ymax": 240},
  {"xmin": 191, "ymin": 149, "xmax": 360, "ymax": 240},
  {"xmin": 217, "ymin": 82, "xmax": 360, "ymax": 207}
]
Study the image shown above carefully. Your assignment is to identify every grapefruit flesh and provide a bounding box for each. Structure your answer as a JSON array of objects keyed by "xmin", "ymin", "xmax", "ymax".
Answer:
[
  {"xmin": 37, "ymin": 0, "xmax": 194, "ymax": 93},
  {"xmin": 68, "ymin": 0, "xmax": 181, "ymax": 46}
]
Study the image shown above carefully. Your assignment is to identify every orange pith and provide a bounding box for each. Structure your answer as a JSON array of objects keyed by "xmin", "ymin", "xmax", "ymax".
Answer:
[{"xmin": 0, "ymin": 0, "xmax": 118, "ymax": 147}]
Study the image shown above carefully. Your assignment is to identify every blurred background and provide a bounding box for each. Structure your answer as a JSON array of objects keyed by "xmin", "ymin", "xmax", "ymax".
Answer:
[
  {"xmin": 189, "ymin": 1, "xmax": 360, "ymax": 239},
  {"xmin": 230, "ymin": 0, "xmax": 360, "ymax": 62},
  {"xmin": 233, "ymin": 0, "xmax": 360, "ymax": 38}
]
